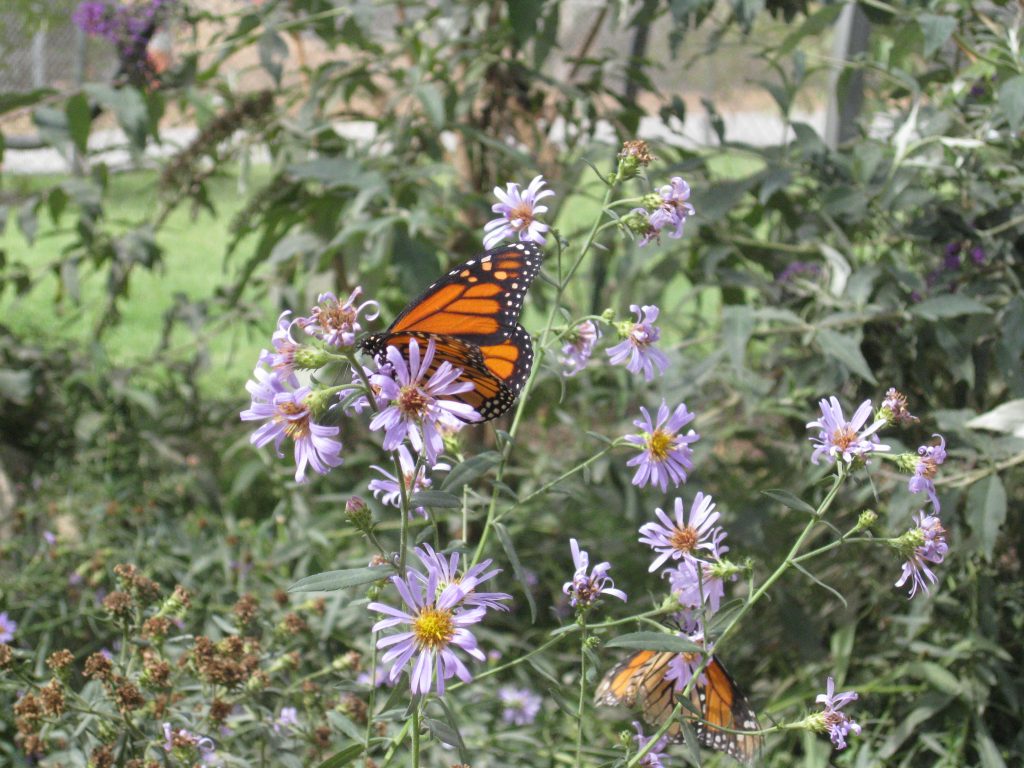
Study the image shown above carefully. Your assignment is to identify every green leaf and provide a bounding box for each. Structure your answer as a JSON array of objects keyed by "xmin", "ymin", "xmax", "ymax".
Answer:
[
  {"xmin": 777, "ymin": 4, "xmax": 843, "ymax": 56},
  {"xmin": 259, "ymin": 30, "xmax": 289, "ymax": 85},
  {"xmin": 605, "ymin": 632, "xmax": 702, "ymax": 653},
  {"xmin": 967, "ymin": 475, "xmax": 1006, "ymax": 561},
  {"xmin": 508, "ymin": 0, "xmax": 543, "ymax": 45},
  {"xmin": 494, "ymin": 522, "xmax": 537, "ymax": 622},
  {"xmin": 917, "ymin": 14, "xmax": 957, "ymax": 58},
  {"xmin": 816, "ymin": 328, "xmax": 877, "ymax": 384},
  {"xmin": 441, "ymin": 452, "xmax": 500, "ymax": 491},
  {"xmin": 432, "ymin": 697, "xmax": 469, "ymax": 764},
  {"xmin": 408, "ymin": 489, "xmax": 461, "ymax": 509},
  {"xmin": 315, "ymin": 743, "xmax": 364, "ymax": 768},
  {"xmin": 287, "ymin": 566, "xmax": 389, "ymax": 593},
  {"xmin": 761, "ymin": 489, "xmax": 816, "ymax": 515},
  {"xmin": 910, "ymin": 294, "xmax": 993, "ymax": 320},
  {"xmin": 907, "ymin": 661, "xmax": 962, "ymax": 696},
  {"xmin": 965, "ymin": 399, "xmax": 1024, "ymax": 437},
  {"xmin": 998, "ymin": 75, "xmax": 1024, "ymax": 131},
  {"xmin": 0, "ymin": 87, "xmax": 56, "ymax": 115},
  {"xmin": 286, "ymin": 159, "xmax": 384, "ymax": 191},
  {"xmin": 65, "ymin": 92, "xmax": 92, "ymax": 154},
  {"xmin": 84, "ymin": 84, "xmax": 148, "ymax": 148},
  {"xmin": 414, "ymin": 83, "xmax": 445, "ymax": 129}
]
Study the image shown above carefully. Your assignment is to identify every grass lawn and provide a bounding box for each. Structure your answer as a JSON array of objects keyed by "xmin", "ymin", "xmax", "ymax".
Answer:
[{"xmin": 1, "ymin": 165, "xmax": 273, "ymax": 397}]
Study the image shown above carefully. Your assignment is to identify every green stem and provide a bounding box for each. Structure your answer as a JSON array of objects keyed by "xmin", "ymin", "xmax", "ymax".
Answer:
[
  {"xmin": 411, "ymin": 703, "xmax": 421, "ymax": 768},
  {"xmin": 471, "ymin": 173, "xmax": 620, "ymax": 567},
  {"xmin": 575, "ymin": 617, "xmax": 588, "ymax": 768},
  {"xmin": 365, "ymin": 632, "xmax": 379, "ymax": 754}
]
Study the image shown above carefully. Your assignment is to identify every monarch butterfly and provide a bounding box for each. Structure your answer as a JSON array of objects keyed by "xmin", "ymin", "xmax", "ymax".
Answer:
[
  {"xmin": 595, "ymin": 649, "xmax": 763, "ymax": 764},
  {"xmin": 359, "ymin": 242, "xmax": 542, "ymax": 421}
]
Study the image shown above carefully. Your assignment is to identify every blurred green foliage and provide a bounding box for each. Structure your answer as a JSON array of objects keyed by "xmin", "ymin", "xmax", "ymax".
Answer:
[{"xmin": 0, "ymin": 0, "xmax": 1022, "ymax": 766}]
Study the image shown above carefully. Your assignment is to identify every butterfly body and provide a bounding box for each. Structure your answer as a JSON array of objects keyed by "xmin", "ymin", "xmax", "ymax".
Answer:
[
  {"xmin": 360, "ymin": 242, "xmax": 542, "ymax": 421},
  {"xmin": 595, "ymin": 649, "xmax": 762, "ymax": 764}
]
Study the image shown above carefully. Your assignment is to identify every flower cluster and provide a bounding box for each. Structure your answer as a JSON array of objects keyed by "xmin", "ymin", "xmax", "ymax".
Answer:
[
  {"xmin": 627, "ymin": 177, "xmax": 695, "ymax": 247},
  {"xmin": 73, "ymin": 1, "xmax": 176, "ymax": 84}
]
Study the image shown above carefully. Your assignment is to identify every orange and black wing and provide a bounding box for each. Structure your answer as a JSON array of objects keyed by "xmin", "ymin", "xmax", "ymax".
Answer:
[
  {"xmin": 373, "ymin": 330, "xmax": 532, "ymax": 421},
  {"xmin": 383, "ymin": 242, "xmax": 542, "ymax": 346},
  {"xmin": 690, "ymin": 657, "xmax": 763, "ymax": 764},
  {"xmin": 596, "ymin": 651, "xmax": 763, "ymax": 765}
]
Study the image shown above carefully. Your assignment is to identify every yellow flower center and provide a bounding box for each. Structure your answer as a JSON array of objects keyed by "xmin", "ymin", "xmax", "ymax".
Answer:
[
  {"xmin": 277, "ymin": 401, "xmax": 310, "ymax": 441},
  {"xmin": 413, "ymin": 607, "xmax": 455, "ymax": 650},
  {"xmin": 323, "ymin": 304, "xmax": 356, "ymax": 330},
  {"xmin": 645, "ymin": 429, "xmax": 673, "ymax": 461},
  {"xmin": 669, "ymin": 525, "xmax": 698, "ymax": 554}
]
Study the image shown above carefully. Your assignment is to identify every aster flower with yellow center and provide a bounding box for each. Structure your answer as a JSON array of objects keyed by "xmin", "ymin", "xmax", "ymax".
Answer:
[
  {"xmin": 483, "ymin": 175, "xmax": 554, "ymax": 249},
  {"xmin": 240, "ymin": 366, "xmax": 342, "ymax": 482},
  {"xmin": 624, "ymin": 399, "xmax": 700, "ymax": 492},
  {"xmin": 368, "ymin": 556, "xmax": 499, "ymax": 696}
]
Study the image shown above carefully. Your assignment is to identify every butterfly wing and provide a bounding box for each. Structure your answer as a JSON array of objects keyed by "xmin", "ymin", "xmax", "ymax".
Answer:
[
  {"xmin": 385, "ymin": 242, "xmax": 542, "ymax": 345},
  {"xmin": 596, "ymin": 651, "xmax": 763, "ymax": 765}
]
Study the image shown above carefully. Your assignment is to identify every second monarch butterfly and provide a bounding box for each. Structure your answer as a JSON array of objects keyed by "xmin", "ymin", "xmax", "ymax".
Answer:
[
  {"xmin": 359, "ymin": 242, "xmax": 543, "ymax": 421},
  {"xmin": 595, "ymin": 649, "xmax": 763, "ymax": 765}
]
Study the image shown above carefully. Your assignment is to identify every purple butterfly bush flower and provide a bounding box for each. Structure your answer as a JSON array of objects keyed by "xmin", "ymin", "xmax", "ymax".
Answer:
[
  {"xmin": 0, "ymin": 611, "xmax": 17, "ymax": 643},
  {"xmin": 296, "ymin": 287, "xmax": 379, "ymax": 348},
  {"xmin": 606, "ymin": 304, "xmax": 669, "ymax": 381},
  {"xmin": 483, "ymin": 175, "xmax": 554, "ymax": 249},
  {"xmin": 625, "ymin": 400, "xmax": 700, "ymax": 492},
  {"xmin": 665, "ymin": 558, "xmax": 726, "ymax": 616},
  {"xmin": 73, "ymin": 2, "xmax": 118, "ymax": 38},
  {"xmin": 894, "ymin": 510, "xmax": 948, "ymax": 598},
  {"xmin": 412, "ymin": 544, "xmax": 512, "ymax": 611},
  {"xmin": 807, "ymin": 396, "xmax": 890, "ymax": 465},
  {"xmin": 562, "ymin": 538, "xmax": 628, "ymax": 608},
  {"xmin": 368, "ymin": 445, "xmax": 449, "ymax": 518},
  {"xmin": 369, "ymin": 338, "xmax": 479, "ymax": 465},
  {"xmin": 498, "ymin": 685, "xmax": 543, "ymax": 725},
  {"xmin": 815, "ymin": 676, "xmax": 861, "ymax": 750},
  {"xmin": 240, "ymin": 366, "xmax": 343, "ymax": 482},
  {"xmin": 367, "ymin": 556, "xmax": 502, "ymax": 696},
  {"xmin": 632, "ymin": 721, "xmax": 671, "ymax": 767},
  {"xmin": 908, "ymin": 435, "xmax": 946, "ymax": 511},
  {"xmin": 639, "ymin": 493, "xmax": 726, "ymax": 572},
  {"xmin": 559, "ymin": 320, "xmax": 601, "ymax": 376}
]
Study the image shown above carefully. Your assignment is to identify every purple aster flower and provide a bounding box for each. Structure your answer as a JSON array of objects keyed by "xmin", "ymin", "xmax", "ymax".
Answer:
[
  {"xmin": 162, "ymin": 723, "xmax": 216, "ymax": 764},
  {"xmin": 632, "ymin": 721, "xmax": 671, "ymax": 767},
  {"xmin": 412, "ymin": 544, "xmax": 511, "ymax": 612},
  {"xmin": 483, "ymin": 175, "xmax": 554, "ymax": 249},
  {"xmin": 296, "ymin": 287, "xmax": 379, "ymax": 348},
  {"xmin": 894, "ymin": 511, "xmax": 948, "ymax": 598},
  {"xmin": 639, "ymin": 493, "xmax": 725, "ymax": 572},
  {"xmin": 240, "ymin": 366, "xmax": 343, "ymax": 482},
  {"xmin": 606, "ymin": 304, "xmax": 669, "ymax": 381},
  {"xmin": 878, "ymin": 387, "xmax": 918, "ymax": 426},
  {"xmin": 0, "ymin": 612, "xmax": 17, "ymax": 643},
  {"xmin": 43, "ymin": 530, "xmax": 57, "ymax": 546},
  {"xmin": 258, "ymin": 311, "xmax": 301, "ymax": 382},
  {"xmin": 273, "ymin": 706, "xmax": 299, "ymax": 734},
  {"xmin": 665, "ymin": 558, "xmax": 726, "ymax": 616},
  {"xmin": 559, "ymin": 320, "xmax": 601, "ymax": 376},
  {"xmin": 367, "ymin": 562, "xmax": 491, "ymax": 696},
  {"xmin": 498, "ymin": 685, "xmax": 542, "ymax": 725},
  {"xmin": 562, "ymin": 538, "xmax": 628, "ymax": 608},
  {"xmin": 815, "ymin": 676, "xmax": 861, "ymax": 750},
  {"xmin": 356, "ymin": 667, "xmax": 392, "ymax": 688},
  {"xmin": 943, "ymin": 242, "xmax": 962, "ymax": 271},
  {"xmin": 625, "ymin": 400, "xmax": 700, "ymax": 492},
  {"xmin": 969, "ymin": 245, "xmax": 986, "ymax": 265},
  {"xmin": 368, "ymin": 445, "xmax": 449, "ymax": 518},
  {"xmin": 369, "ymin": 338, "xmax": 479, "ymax": 465},
  {"xmin": 807, "ymin": 396, "xmax": 890, "ymax": 465},
  {"xmin": 648, "ymin": 177, "xmax": 694, "ymax": 240},
  {"xmin": 908, "ymin": 435, "xmax": 946, "ymax": 511},
  {"xmin": 663, "ymin": 630, "xmax": 708, "ymax": 693}
]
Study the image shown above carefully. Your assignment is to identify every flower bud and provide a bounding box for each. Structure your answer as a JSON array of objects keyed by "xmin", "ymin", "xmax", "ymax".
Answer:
[
  {"xmin": 855, "ymin": 509, "xmax": 878, "ymax": 532},
  {"xmin": 346, "ymin": 496, "xmax": 373, "ymax": 532},
  {"xmin": 293, "ymin": 345, "xmax": 331, "ymax": 370}
]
